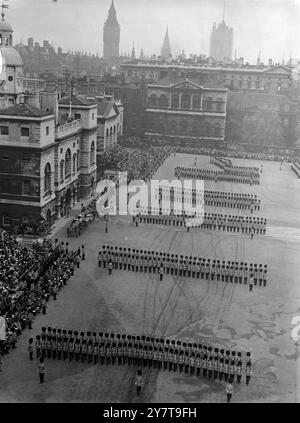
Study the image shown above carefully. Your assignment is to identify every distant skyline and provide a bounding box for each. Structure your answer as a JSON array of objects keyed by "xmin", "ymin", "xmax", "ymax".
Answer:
[{"xmin": 7, "ymin": 0, "xmax": 300, "ymax": 63}]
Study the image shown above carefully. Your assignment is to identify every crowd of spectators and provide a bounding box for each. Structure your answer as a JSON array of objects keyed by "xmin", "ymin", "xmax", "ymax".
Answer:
[
  {"xmin": 0, "ymin": 229, "xmax": 80, "ymax": 356},
  {"xmin": 174, "ymin": 146, "xmax": 295, "ymax": 162},
  {"xmin": 102, "ymin": 144, "xmax": 174, "ymax": 183},
  {"xmin": 15, "ymin": 219, "xmax": 50, "ymax": 238}
]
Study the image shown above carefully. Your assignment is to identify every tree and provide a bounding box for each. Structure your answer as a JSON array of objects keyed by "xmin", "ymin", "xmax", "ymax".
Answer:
[
  {"xmin": 225, "ymin": 115, "xmax": 243, "ymax": 144},
  {"xmin": 242, "ymin": 111, "xmax": 284, "ymax": 147}
]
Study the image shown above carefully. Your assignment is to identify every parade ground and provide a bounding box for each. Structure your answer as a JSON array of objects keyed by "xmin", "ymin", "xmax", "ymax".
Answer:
[{"xmin": 0, "ymin": 153, "xmax": 300, "ymax": 403}]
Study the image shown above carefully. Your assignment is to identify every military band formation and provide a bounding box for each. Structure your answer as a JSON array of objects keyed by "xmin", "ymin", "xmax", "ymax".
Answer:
[
  {"xmin": 98, "ymin": 245, "xmax": 268, "ymax": 287},
  {"xmin": 33, "ymin": 327, "xmax": 253, "ymax": 385}
]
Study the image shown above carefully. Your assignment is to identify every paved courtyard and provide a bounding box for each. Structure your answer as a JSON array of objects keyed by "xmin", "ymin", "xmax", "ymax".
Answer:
[{"xmin": 0, "ymin": 153, "xmax": 300, "ymax": 403}]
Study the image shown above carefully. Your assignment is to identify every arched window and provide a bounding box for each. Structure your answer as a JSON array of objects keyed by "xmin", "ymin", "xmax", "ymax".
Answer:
[
  {"xmin": 44, "ymin": 162, "xmax": 51, "ymax": 192},
  {"xmin": 150, "ymin": 94, "xmax": 158, "ymax": 108},
  {"xmin": 9, "ymin": 35, "xmax": 12, "ymax": 46},
  {"xmin": 205, "ymin": 97, "xmax": 213, "ymax": 111},
  {"xmin": 77, "ymin": 150, "xmax": 80, "ymax": 170},
  {"xmin": 0, "ymin": 34, "xmax": 2, "ymax": 45},
  {"xmin": 4, "ymin": 37, "xmax": 8, "ymax": 46},
  {"xmin": 90, "ymin": 141, "xmax": 95, "ymax": 165},
  {"xmin": 171, "ymin": 93, "xmax": 179, "ymax": 109},
  {"xmin": 159, "ymin": 94, "xmax": 168, "ymax": 108},
  {"xmin": 65, "ymin": 149, "xmax": 71, "ymax": 177},
  {"xmin": 60, "ymin": 160, "xmax": 65, "ymax": 182},
  {"xmin": 110, "ymin": 127, "xmax": 113, "ymax": 143},
  {"xmin": 216, "ymin": 98, "xmax": 223, "ymax": 112},
  {"xmin": 113, "ymin": 125, "xmax": 116, "ymax": 134},
  {"xmin": 106, "ymin": 128, "xmax": 109, "ymax": 139},
  {"xmin": 73, "ymin": 153, "xmax": 77, "ymax": 173},
  {"xmin": 192, "ymin": 95, "xmax": 201, "ymax": 110}
]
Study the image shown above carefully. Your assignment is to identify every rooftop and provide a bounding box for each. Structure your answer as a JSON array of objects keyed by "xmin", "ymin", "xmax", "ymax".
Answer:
[
  {"xmin": 0, "ymin": 103, "xmax": 52, "ymax": 117},
  {"xmin": 121, "ymin": 61, "xmax": 293, "ymax": 74},
  {"xmin": 0, "ymin": 46, "xmax": 23, "ymax": 67},
  {"xmin": 59, "ymin": 95, "xmax": 96, "ymax": 107},
  {"xmin": 96, "ymin": 99, "xmax": 117, "ymax": 118}
]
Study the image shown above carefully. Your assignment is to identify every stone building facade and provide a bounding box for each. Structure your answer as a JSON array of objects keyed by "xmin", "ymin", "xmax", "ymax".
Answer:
[
  {"xmin": 145, "ymin": 79, "xmax": 227, "ymax": 146},
  {"xmin": 0, "ymin": 93, "xmax": 98, "ymax": 232}
]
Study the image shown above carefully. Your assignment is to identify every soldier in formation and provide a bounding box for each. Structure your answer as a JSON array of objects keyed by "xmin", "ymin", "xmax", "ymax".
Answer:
[
  {"xmin": 37, "ymin": 327, "xmax": 252, "ymax": 384},
  {"xmin": 137, "ymin": 211, "xmax": 267, "ymax": 236},
  {"xmin": 98, "ymin": 245, "xmax": 268, "ymax": 287},
  {"xmin": 175, "ymin": 166, "xmax": 260, "ymax": 185},
  {"xmin": 157, "ymin": 187, "xmax": 261, "ymax": 211}
]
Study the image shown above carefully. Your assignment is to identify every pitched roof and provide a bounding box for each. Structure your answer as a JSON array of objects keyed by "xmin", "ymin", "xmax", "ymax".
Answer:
[
  {"xmin": 0, "ymin": 103, "xmax": 52, "ymax": 117},
  {"xmin": 59, "ymin": 95, "xmax": 96, "ymax": 106},
  {"xmin": 154, "ymin": 76, "xmax": 224, "ymax": 89},
  {"xmin": 264, "ymin": 65, "xmax": 292, "ymax": 75},
  {"xmin": 97, "ymin": 100, "xmax": 118, "ymax": 118}
]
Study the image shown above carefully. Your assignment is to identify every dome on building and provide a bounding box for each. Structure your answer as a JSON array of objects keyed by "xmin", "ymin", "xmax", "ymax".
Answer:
[
  {"xmin": 0, "ymin": 20, "xmax": 12, "ymax": 32},
  {"xmin": 0, "ymin": 46, "xmax": 23, "ymax": 66}
]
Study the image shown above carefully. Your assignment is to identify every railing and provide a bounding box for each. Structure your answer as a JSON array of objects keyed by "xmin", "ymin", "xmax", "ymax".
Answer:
[{"xmin": 55, "ymin": 119, "xmax": 81, "ymax": 139}]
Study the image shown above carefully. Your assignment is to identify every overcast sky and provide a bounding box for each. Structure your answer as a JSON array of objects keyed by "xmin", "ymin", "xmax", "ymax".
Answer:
[{"xmin": 8, "ymin": 0, "xmax": 300, "ymax": 63}]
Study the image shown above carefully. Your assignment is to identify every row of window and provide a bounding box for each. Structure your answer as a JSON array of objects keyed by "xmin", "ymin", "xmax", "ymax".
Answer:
[
  {"xmin": 230, "ymin": 101, "xmax": 290, "ymax": 112},
  {"xmin": 0, "ymin": 126, "xmax": 50, "ymax": 137},
  {"xmin": 44, "ymin": 142, "xmax": 95, "ymax": 192},
  {"xmin": 1, "ymin": 214, "xmax": 43, "ymax": 227},
  {"xmin": 105, "ymin": 124, "xmax": 120, "ymax": 139},
  {"xmin": 148, "ymin": 94, "xmax": 224, "ymax": 111},
  {"xmin": 1, "ymin": 152, "xmax": 36, "ymax": 162}
]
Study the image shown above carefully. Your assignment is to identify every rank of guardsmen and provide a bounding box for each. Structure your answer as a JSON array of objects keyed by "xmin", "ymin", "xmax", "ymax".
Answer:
[
  {"xmin": 135, "ymin": 208, "xmax": 267, "ymax": 235},
  {"xmin": 210, "ymin": 156, "xmax": 260, "ymax": 179},
  {"xmin": 98, "ymin": 245, "xmax": 268, "ymax": 287},
  {"xmin": 175, "ymin": 166, "xmax": 260, "ymax": 185},
  {"xmin": 156, "ymin": 187, "xmax": 261, "ymax": 211},
  {"xmin": 36, "ymin": 327, "xmax": 253, "ymax": 385}
]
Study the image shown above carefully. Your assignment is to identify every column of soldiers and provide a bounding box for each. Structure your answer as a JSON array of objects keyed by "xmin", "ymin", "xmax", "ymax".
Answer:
[
  {"xmin": 175, "ymin": 167, "xmax": 260, "ymax": 185},
  {"xmin": 136, "ymin": 209, "xmax": 267, "ymax": 235},
  {"xmin": 210, "ymin": 156, "xmax": 260, "ymax": 180},
  {"xmin": 98, "ymin": 245, "xmax": 268, "ymax": 287},
  {"xmin": 210, "ymin": 155, "xmax": 233, "ymax": 168},
  {"xmin": 157, "ymin": 187, "xmax": 261, "ymax": 211},
  {"xmin": 35, "ymin": 327, "xmax": 253, "ymax": 385},
  {"xmin": 204, "ymin": 191, "xmax": 260, "ymax": 211}
]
